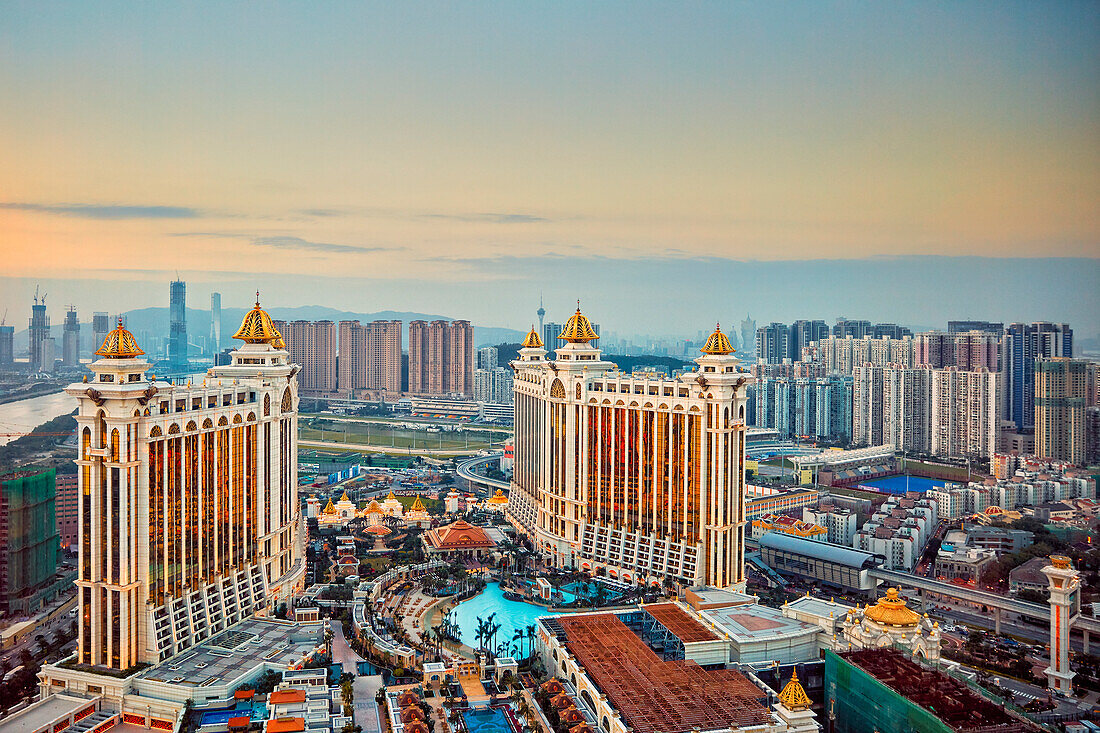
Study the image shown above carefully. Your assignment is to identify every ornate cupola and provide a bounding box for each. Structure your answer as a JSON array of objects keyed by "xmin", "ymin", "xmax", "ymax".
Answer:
[
  {"xmin": 692, "ymin": 322, "xmax": 744, "ymax": 381},
  {"xmin": 209, "ymin": 291, "xmax": 296, "ymax": 383},
  {"xmin": 87, "ymin": 318, "xmax": 150, "ymax": 386},
  {"xmin": 96, "ymin": 318, "xmax": 145, "ymax": 359},
  {"xmin": 774, "ymin": 670, "xmax": 818, "ymax": 732},
  {"xmin": 517, "ymin": 325, "xmax": 547, "ymax": 363},
  {"xmin": 234, "ymin": 292, "xmax": 281, "ymax": 343},
  {"xmin": 552, "ymin": 302, "xmax": 610, "ymax": 373},
  {"xmin": 558, "ymin": 304, "xmax": 598, "ymax": 344}
]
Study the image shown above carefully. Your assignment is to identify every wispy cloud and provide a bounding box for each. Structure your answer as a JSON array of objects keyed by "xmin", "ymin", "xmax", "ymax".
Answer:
[
  {"xmin": 251, "ymin": 236, "xmax": 387, "ymax": 254},
  {"xmin": 0, "ymin": 202, "xmax": 199, "ymax": 219},
  {"xmin": 418, "ymin": 212, "xmax": 550, "ymax": 224}
]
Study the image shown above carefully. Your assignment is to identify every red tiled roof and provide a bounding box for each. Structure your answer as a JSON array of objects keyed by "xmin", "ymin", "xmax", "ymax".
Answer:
[
  {"xmin": 227, "ymin": 717, "xmax": 251, "ymax": 728},
  {"xmin": 269, "ymin": 690, "xmax": 308, "ymax": 705},
  {"xmin": 266, "ymin": 718, "xmax": 305, "ymax": 733},
  {"xmin": 424, "ymin": 520, "xmax": 496, "ymax": 551}
]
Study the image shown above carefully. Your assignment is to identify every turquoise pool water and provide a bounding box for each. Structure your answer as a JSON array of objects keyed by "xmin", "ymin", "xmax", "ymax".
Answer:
[
  {"xmin": 462, "ymin": 706, "xmax": 512, "ymax": 733},
  {"xmin": 859, "ymin": 475, "xmax": 954, "ymax": 494},
  {"xmin": 451, "ymin": 582, "xmax": 551, "ymax": 654}
]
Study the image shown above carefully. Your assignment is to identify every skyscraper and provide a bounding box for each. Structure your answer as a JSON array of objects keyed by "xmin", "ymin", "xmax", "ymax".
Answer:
[
  {"xmin": 509, "ymin": 316, "xmax": 751, "ymax": 588},
  {"xmin": 791, "ymin": 319, "xmax": 828, "ymax": 360},
  {"xmin": 63, "ymin": 306, "xmax": 80, "ymax": 367},
  {"xmin": 755, "ymin": 322, "xmax": 791, "ymax": 364},
  {"xmin": 930, "ymin": 367, "xmax": 999, "ymax": 460},
  {"xmin": 92, "ymin": 312, "xmax": 109, "ymax": 356},
  {"xmin": 274, "ymin": 320, "xmax": 337, "ymax": 392},
  {"xmin": 210, "ymin": 291, "xmax": 222, "ymax": 354},
  {"xmin": 1035, "ymin": 357, "xmax": 1088, "ymax": 465},
  {"xmin": 336, "ymin": 320, "xmax": 402, "ymax": 397},
  {"xmin": 948, "ymin": 320, "xmax": 1003, "ymax": 334},
  {"xmin": 740, "ymin": 315, "xmax": 756, "ymax": 358},
  {"xmin": 63, "ymin": 304, "xmax": 303, "ymax": 671},
  {"xmin": 833, "ymin": 318, "xmax": 871, "ymax": 339},
  {"xmin": 29, "ymin": 289, "xmax": 49, "ymax": 371},
  {"xmin": 408, "ymin": 319, "xmax": 474, "ymax": 396},
  {"xmin": 0, "ymin": 323, "xmax": 13, "ymax": 368},
  {"xmin": 1003, "ymin": 322, "xmax": 1073, "ymax": 432},
  {"xmin": 478, "ymin": 346, "xmax": 498, "ymax": 371},
  {"xmin": 168, "ymin": 279, "xmax": 188, "ymax": 369}
]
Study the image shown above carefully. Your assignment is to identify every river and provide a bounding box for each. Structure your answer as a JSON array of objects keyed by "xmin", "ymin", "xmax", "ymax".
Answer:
[{"xmin": 0, "ymin": 389, "xmax": 74, "ymax": 446}]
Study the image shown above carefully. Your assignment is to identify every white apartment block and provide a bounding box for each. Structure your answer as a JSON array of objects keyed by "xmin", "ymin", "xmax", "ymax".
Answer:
[
  {"xmin": 812, "ymin": 335, "xmax": 915, "ymax": 376},
  {"xmin": 930, "ymin": 367, "xmax": 999, "ymax": 460},
  {"xmin": 852, "ymin": 496, "xmax": 937, "ymax": 571},
  {"xmin": 474, "ymin": 366, "xmax": 514, "ymax": 404},
  {"xmin": 802, "ymin": 506, "xmax": 858, "ymax": 545},
  {"xmin": 852, "ymin": 363, "xmax": 931, "ymax": 452},
  {"xmin": 928, "ymin": 484, "xmax": 990, "ymax": 519},
  {"xmin": 984, "ymin": 471, "xmax": 1096, "ymax": 511}
]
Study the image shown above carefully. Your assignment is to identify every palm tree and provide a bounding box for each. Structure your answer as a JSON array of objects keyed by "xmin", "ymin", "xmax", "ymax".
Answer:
[
  {"xmin": 512, "ymin": 628, "xmax": 527, "ymax": 659},
  {"xmin": 525, "ymin": 625, "xmax": 537, "ymax": 660}
]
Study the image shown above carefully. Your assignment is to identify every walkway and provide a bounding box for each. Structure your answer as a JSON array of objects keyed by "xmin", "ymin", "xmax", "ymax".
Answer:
[
  {"xmin": 329, "ymin": 619, "xmax": 365, "ymax": 675},
  {"xmin": 353, "ymin": 675, "xmax": 385, "ymax": 733}
]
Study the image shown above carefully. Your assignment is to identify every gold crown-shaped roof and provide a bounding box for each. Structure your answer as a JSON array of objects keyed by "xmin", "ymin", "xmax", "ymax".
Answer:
[
  {"xmin": 322, "ymin": 498, "xmax": 336, "ymax": 515},
  {"xmin": 234, "ymin": 292, "xmax": 280, "ymax": 344},
  {"xmin": 559, "ymin": 303, "xmax": 598, "ymax": 343},
  {"xmin": 271, "ymin": 328, "xmax": 286, "ymax": 350},
  {"xmin": 522, "ymin": 326, "xmax": 544, "ymax": 349},
  {"xmin": 96, "ymin": 318, "xmax": 145, "ymax": 358},
  {"xmin": 366, "ymin": 499, "xmax": 383, "ymax": 514},
  {"xmin": 410, "ymin": 495, "xmax": 426, "ymax": 512},
  {"xmin": 777, "ymin": 670, "xmax": 812, "ymax": 711},
  {"xmin": 340, "ymin": 491, "xmax": 351, "ymax": 502},
  {"xmin": 701, "ymin": 323, "xmax": 735, "ymax": 355},
  {"xmin": 386, "ymin": 491, "xmax": 397, "ymax": 501},
  {"xmin": 863, "ymin": 587, "xmax": 920, "ymax": 626},
  {"xmin": 487, "ymin": 489, "xmax": 508, "ymax": 503}
]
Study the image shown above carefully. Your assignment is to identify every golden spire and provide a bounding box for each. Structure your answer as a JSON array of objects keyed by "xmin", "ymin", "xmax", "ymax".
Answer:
[
  {"xmin": 340, "ymin": 491, "xmax": 351, "ymax": 502},
  {"xmin": 777, "ymin": 670, "xmax": 812, "ymax": 711},
  {"xmin": 96, "ymin": 317, "xmax": 145, "ymax": 358},
  {"xmin": 701, "ymin": 322, "xmax": 734, "ymax": 355},
  {"xmin": 522, "ymin": 325, "xmax": 544, "ymax": 349},
  {"xmin": 559, "ymin": 301, "xmax": 598, "ymax": 343},
  {"xmin": 322, "ymin": 498, "xmax": 336, "ymax": 515},
  {"xmin": 234, "ymin": 291, "xmax": 280, "ymax": 344},
  {"xmin": 410, "ymin": 495, "xmax": 426, "ymax": 512}
]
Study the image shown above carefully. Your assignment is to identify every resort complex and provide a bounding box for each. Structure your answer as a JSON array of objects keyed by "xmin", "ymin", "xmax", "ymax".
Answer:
[{"xmin": 11, "ymin": 304, "xmax": 1074, "ymax": 733}]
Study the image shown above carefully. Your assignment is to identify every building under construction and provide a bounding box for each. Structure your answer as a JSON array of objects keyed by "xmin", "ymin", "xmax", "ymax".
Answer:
[
  {"xmin": 544, "ymin": 607, "xmax": 776, "ymax": 733},
  {"xmin": 0, "ymin": 468, "xmax": 64, "ymax": 615},
  {"xmin": 825, "ymin": 648, "xmax": 1038, "ymax": 733}
]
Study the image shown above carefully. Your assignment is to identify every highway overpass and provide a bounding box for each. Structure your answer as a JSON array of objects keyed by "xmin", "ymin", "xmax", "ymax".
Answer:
[{"xmin": 456, "ymin": 452, "xmax": 509, "ymax": 491}]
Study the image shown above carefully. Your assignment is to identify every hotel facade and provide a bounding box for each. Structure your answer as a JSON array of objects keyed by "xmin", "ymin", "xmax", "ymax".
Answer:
[
  {"xmin": 507, "ymin": 309, "xmax": 752, "ymax": 589},
  {"xmin": 59, "ymin": 300, "xmax": 305, "ymax": 673}
]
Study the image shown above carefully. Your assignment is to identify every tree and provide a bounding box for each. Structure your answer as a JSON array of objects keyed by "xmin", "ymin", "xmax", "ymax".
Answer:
[{"xmin": 340, "ymin": 679, "xmax": 354, "ymax": 716}]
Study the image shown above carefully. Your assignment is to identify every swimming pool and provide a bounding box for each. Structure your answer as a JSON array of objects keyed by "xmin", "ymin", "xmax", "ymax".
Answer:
[
  {"xmin": 858, "ymin": 475, "xmax": 955, "ymax": 494},
  {"xmin": 199, "ymin": 703, "xmax": 268, "ymax": 727},
  {"xmin": 462, "ymin": 706, "xmax": 513, "ymax": 733},
  {"xmin": 450, "ymin": 582, "xmax": 551, "ymax": 654}
]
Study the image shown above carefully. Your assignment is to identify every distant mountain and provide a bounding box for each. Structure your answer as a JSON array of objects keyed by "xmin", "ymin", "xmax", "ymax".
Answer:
[{"xmin": 15, "ymin": 306, "xmax": 525, "ymax": 352}]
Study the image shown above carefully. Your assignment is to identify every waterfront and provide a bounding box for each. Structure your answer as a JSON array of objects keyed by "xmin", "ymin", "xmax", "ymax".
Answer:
[{"xmin": 0, "ymin": 389, "xmax": 72, "ymax": 446}]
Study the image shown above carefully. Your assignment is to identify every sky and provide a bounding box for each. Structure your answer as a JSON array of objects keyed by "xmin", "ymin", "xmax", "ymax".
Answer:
[{"xmin": 1, "ymin": 3, "xmax": 1098, "ymax": 338}]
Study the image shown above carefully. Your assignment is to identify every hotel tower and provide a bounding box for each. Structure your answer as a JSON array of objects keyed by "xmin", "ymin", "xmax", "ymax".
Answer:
[
  {"xmin": 508, "ymin": 307, "xmax": 752, "ymax": 589},
  {"xmin": 65, "ymin": 298, "xmax": 304, "ymax": 671}
]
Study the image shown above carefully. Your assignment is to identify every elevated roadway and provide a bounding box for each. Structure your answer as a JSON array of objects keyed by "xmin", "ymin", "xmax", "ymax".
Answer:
[
  {"xmin": 870, "ymin": 567, "xmax": 1100, "ymax": 649},
  {"xmin": 456, "ymin": 452, "xmax": 509, "ymax": 491}
]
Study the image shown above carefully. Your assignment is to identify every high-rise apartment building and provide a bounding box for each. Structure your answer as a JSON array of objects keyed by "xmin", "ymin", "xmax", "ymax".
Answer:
[
  {"xmin": 0, "ymin": 468, "xmax": 62, "ymax": 615},
  {"xmin": 509, "ymin": 314, "xmax": 752, "ymax": 588},
  {"xmin": 63, "ymin": 306, "xmax": 303, "ymax": 670},
  {"xmin": 408, "ymin": 319, "xmax": 474, "ymax": 396},
  {"xmin": 336, "ymin": 320, "xmax": 402, "ymax": 397},
  {"xmin": 92, "ymin": 312, "xmax": 110, "ymax": 356},
  {"xmin": 1003, "ymin": 322, "xmax": 1073, "ymax": 433},
  {"xmin": 833, "ymin": 318, "xmax": 871, "ymax": 339},
  {"xmin": 168, "ymin": 279, "xmax": 188, "ymax": 368},
  {"xmin": 791, "ymin": 320, "xmax": 828, "ymax": 360},
  {"xmin": 55, "ymin": 473, "xmax": 79, "ymax": 549},
  {"xmin": 210, "ymin": 292, "xmax": 222, "ymax": 354},
  {"xmin": 40, "ymin": 337, "xmax": 57, "ymax": 373},
  {"xmin": 914, "ymin": 331, "xmax": 999, "ymax": 370},
  {"xmin": 478, "ymin": 346, "xmax": 498, "ymax": 371},
  {"xmin": 948, "ymin": 320, "xmax": 1003, "ymax": 334},
  {"xmin": 1035, "ymin": 357, "xmax": 1088, "ymax": 465},
  {"xmin": 812, "ymin": 335, "xmax": 915, "ymax": 375},
  {"xmin": 930, "ymin": 367, "xmax": 999, "ymax": 460},
  {"xmin": 0, "ymin": 324, "xmax": 13, "ymax": 368},
  {"xmin": 29, "ymin": 290, "xmax": 49, "ymax": 371},
  {"xmin": 474, "ymin": 367, "xmax": 513, "ymax": 404},
  {"xmin": 852, "ymin": 363, "xmax": 931, "ymax": 452},
  {"xmin": 274, "ymin": 320, "xmax": 337, "ymax": 393},
  {"xmin": 755, "ymin": 322, "xmax": 791, "ymax": 364},
  {"xmin": 63, "ymin": 306, "xmax": 80, "ymax": 367},
  {"xmin": 872, "ymin": 323, "xmax": 912, "ymax": 339},
  {"xmin": 749, "ymin": 375, "xmax": 851, "ymax": 442}
]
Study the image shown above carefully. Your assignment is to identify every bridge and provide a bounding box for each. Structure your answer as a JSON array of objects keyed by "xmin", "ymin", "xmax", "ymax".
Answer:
[
  {"xmin": 456, "ymin": 452, "xmax": 509, "ymax": 491},
  {"xmin": 869, "ymin": 567, "xmax": 1100, "ymax": 650}
]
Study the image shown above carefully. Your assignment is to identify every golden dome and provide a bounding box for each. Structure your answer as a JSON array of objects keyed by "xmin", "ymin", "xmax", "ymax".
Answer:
[
  {"xmin": 559, "ymin": 303, "xmax": 598, "ymax": 343},
  {"xmin": 487, "ymin": 489, "xmax": 508, "ymax": 504},
  {"xmin": 386, "ymin": 491, "xmax": 397, "ymax": 501},
  {"xmin": 322, "ymin": 498, "xmax": 336, "ymax": 515},
  {"xmin": 1050, "ymin": 555, "xmax": 1072, "ymax": 570},
  {"xmin": 270, "ymin": 328, "xmax": 286, "ymax": 350},
  {"xmin": 366, "ymin": 500, "xmax": 384, "ymax": 514},
  {"xmin": 234, "ymin": 292, "xmax": 280, "ymax": 344},
  {"xmin": 777, "ymin": 670, "xmax": 811, "ymax": 711},
  {"xmin": 410, "ymin": 495, "xmax": 426, "ymax": 512},
  {"xmin": 96, "ymin": 318, "xmax": 145, "ymax": 359},
  {"xmin": 863, "ymin": 587, "xmax": 920, "ymax": 626},
  {"xmin": 522, "ymin": 326, "xmax": 544, "ymax": 349},
  {"xmin": 701, "ymin": 323, "xmax": 734, "ymax": 355}
]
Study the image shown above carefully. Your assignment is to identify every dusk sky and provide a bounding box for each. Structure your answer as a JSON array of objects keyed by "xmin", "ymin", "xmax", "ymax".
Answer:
[{"xmin": 1, "ymin": 3, "xmax": 1097, "ymax": 337}]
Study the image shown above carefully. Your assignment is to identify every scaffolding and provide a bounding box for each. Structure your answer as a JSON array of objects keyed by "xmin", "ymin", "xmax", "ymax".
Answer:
[
  {"xmin": 825, "ymin": 648, "xmax": 1037, "ymax": 733},
  {"xmin": 0, "ymin": 468, "xmax": 61, "ymax": 612},
  {"xmin": 558, "ymin": 614, "xmax": 771, "ymax": 733}
]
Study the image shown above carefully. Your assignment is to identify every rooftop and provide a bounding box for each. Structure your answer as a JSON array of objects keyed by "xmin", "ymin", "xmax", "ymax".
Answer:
[
  {"xmin": 840, "ymin": 649, "xmax": 1034, "ymax": 732},
  {"xmin": 135, "ymin": 618, "xmax": 323, "ymax": 687},
  {"xmin": 0, "ymin": 693, "xmax": 97, "ymax": 733},
  {"xmin": 702, "ymin": 603, "xmax": 819, "ymax": 643},
  {"xmin": 557, "ymin": 613, "xmax": 771, "ymax": 733},
  {"xmin": 644, "ymin": 603, "xmax": 721, "ymax": 643},
  {"xmin": 759, "ymin": 531, "xmax": 882, "ymax": 569}
]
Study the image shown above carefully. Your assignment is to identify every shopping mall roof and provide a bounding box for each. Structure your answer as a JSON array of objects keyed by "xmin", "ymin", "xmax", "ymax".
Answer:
[
  {"xmin": 759, "ymin": 531, "xmax": 881, "ymax": 569},
  {"xmin": 702, "ymin": 603, "xmax": 819, "ymax": 644},
  {"xmin": 557, "ymin": 614, "xmax": 771, "ymax": 733},
  {"xmin": 644, "ymin": 603, "xmax": 721, "ymax": 643}
]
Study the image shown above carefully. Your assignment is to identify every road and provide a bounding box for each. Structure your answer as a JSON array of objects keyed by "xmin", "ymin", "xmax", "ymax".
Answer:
[
  {"xmin": 456, "ymin": 453, "xmax": 508, "ymax": 490},
  {"xmin": 326, "ymin": 620, "xmax": 384, "ymax": 733},
  {"xmin": 299, "ymin": 439, "xmax": 486, "ymax": 456}
]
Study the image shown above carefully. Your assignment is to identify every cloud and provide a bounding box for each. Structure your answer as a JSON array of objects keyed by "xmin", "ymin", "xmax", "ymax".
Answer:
[
  {"xmin": 418, "ymin": 212, "xmax": 549, "ymax": 224},
  {"xmin": 251, "ymin": 236, "xmax": 388, "ymax": 254},
  {"xmin": 0, "ymin": 202, "xmax": 199, "ymax": 219}
]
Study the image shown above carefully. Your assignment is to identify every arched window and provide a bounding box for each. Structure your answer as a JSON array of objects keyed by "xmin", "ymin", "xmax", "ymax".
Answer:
[
  {"xmin": 81, "ymin": 427, "xmax": 91, "ymax": 460},
  {"xmin": 186, "ymin": 420, "xmax": 197, "ymax": 432},
  {"xmin": 575, "ymin": 384, "xmax": 582, "ymax": 400},
  {"xmin": 218, "ymin": 416, "xmax": 229, "ymax": 427},
  {"xmin": 550, "ymin": 379, "xmax": 566, "ymax": 399},
  {"xmin": 111, "ymin": 429, "xmax": 120, "ymax": 460},
  {"xmin": 202, "ymin": 418, "xmax": 213, "ymax": 429},
  {"xmin": 167, "ymin": 423, "xmax": 181, "ymax": 435},
  {"xmin": 263, "ymin": 394, "xmax": 271, "ymax": 416},
  {"xmin": 281, "ymin": 387, "xmax": 293, "ymax": 412},
  {"xmin": 233, "ymin": 414, "xmax": 243, "ymax": 424},
  {"xmin": 247, "ymin": 412, "xmax": 256, "ymax": 422},
  {"xmin": 149, "ymin": 425, "xmax": 162, "ymax": 438}
]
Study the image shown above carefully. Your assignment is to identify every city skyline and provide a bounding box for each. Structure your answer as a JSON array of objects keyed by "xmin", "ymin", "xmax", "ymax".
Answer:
[{"xmin": 2, "ymin": 3, "xmax": 1097, "ymax": 336}]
